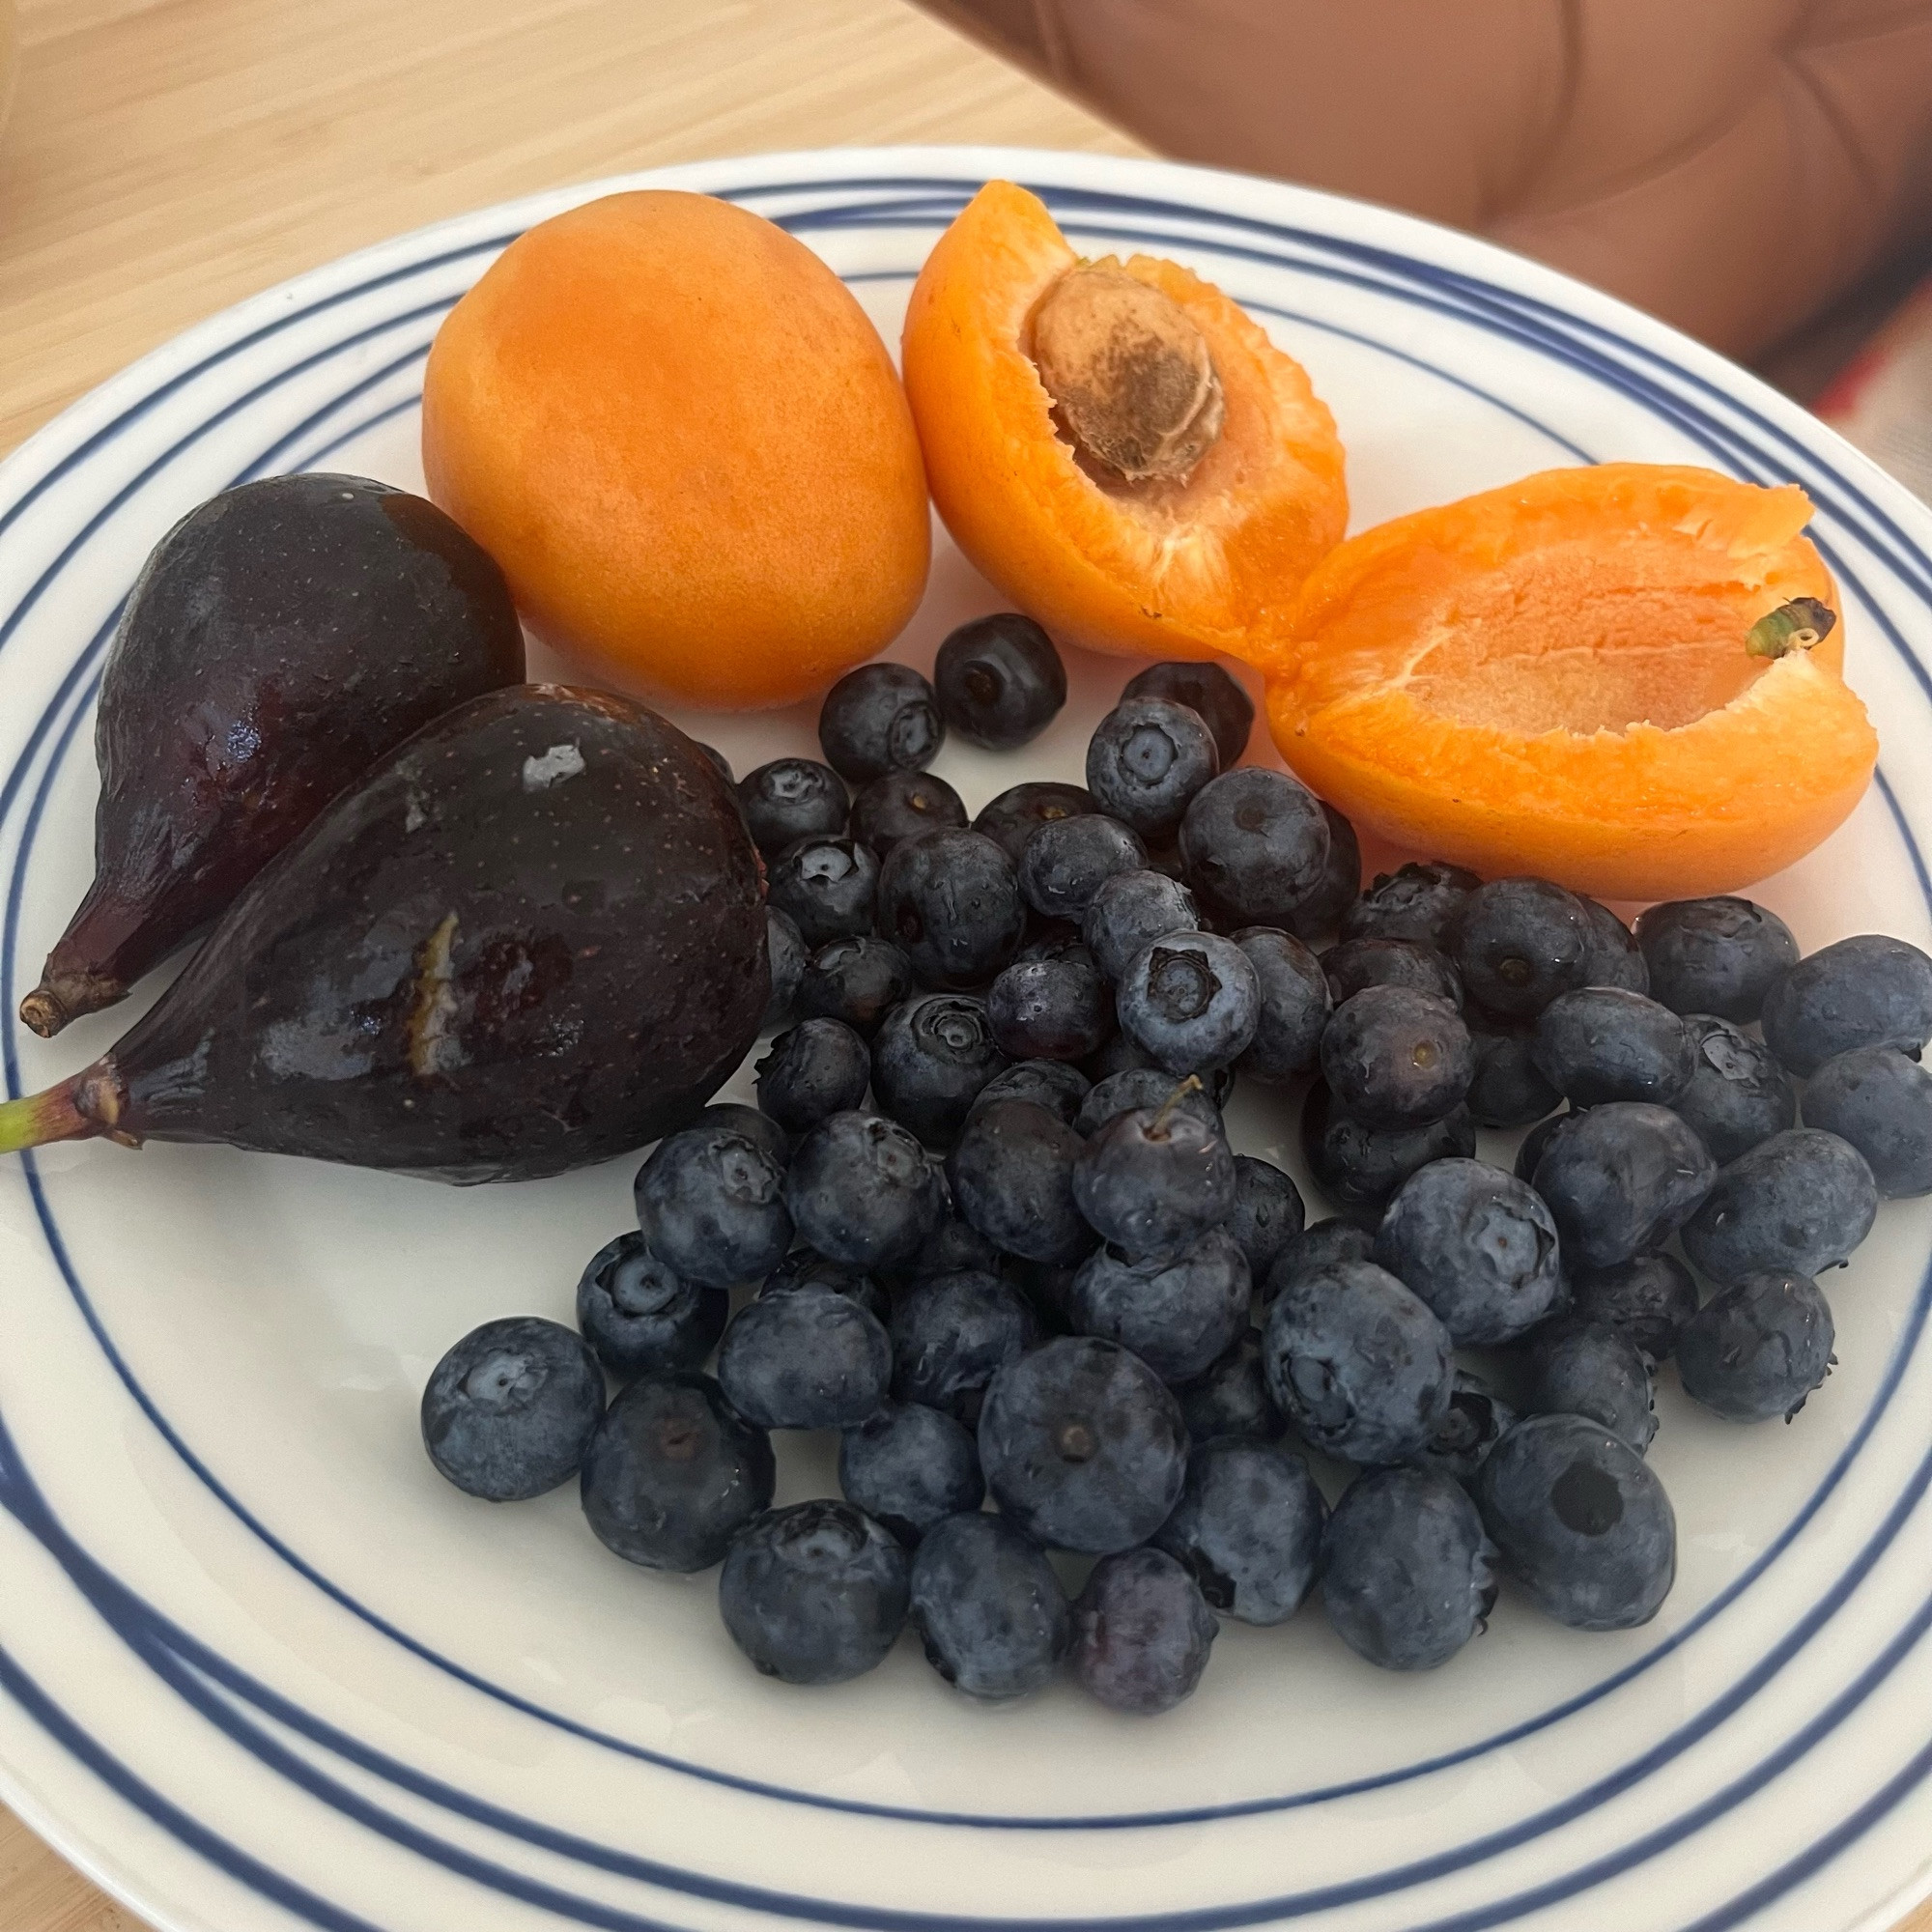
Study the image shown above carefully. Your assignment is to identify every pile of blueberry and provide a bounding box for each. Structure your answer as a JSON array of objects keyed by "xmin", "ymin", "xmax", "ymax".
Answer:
[{"xmin": 420, "ymin": 609, "xmax": 1932, "ymax": 1715}]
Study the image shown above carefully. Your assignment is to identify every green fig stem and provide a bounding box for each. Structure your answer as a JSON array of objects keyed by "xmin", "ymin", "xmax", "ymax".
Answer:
[
  {"xmin": 1747, "ymin": 597, "xmax": 1837, "ymax": 660},
  {"xmin": 0, "ymin": 1060, "xmax": 128, "ymax": 1156}
]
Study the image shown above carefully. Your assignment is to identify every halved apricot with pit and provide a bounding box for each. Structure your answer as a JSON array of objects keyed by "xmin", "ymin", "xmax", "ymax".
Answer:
[
  {"xmin": 1250, "ymin": 464, "xmax": 1878, "ymax": 900},
  {"xmin": 901, "ymin": 181, "xmax": 1347, "ymax": 662}
]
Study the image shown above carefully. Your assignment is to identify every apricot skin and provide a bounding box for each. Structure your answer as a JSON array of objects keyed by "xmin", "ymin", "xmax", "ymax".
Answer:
[{"xmin": 422, "ymin": 191, "xmax": 930, "ymax": 710}]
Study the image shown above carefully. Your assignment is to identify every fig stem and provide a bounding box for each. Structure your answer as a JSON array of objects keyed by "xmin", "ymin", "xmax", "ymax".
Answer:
[
  {"xmin": 17, "ymin": 987, "xmax": 66, "ymax": 1038},
  {"xmin": 0, "ymin": 1075, "xmax": 97, "ymax": 1155}
]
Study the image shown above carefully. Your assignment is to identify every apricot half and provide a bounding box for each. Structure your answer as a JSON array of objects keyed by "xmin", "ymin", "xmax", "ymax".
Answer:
[
  {"xmin": 422, "ymin": 191, "xmax": 930, "ymax": 709},
  {"xmin": 1252, "ymin": 465, "xmax": 1878, "ymax": 900},
  {"xmin": 901, "ymin": 182, "xmax": 1347, "ymax": 662}
]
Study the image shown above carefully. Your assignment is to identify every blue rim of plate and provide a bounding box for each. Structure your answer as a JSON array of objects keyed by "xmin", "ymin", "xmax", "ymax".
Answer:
[{"xmin": 0, "ymin": 162, "xmax": 1926, "ymax": 1932}]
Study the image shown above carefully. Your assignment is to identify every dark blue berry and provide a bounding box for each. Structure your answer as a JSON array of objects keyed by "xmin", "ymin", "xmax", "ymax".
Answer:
[
  {"xmin": 1448, "ymin": 876, "xmax": 1593, "ymax": 1020},
  {"xmin": 1300, "ymin": 1082, "xmax": 1477, "ymax": 1220},
  {"xmin": 1321, "ymin": 1466, "xmax": 1495, "ymax": 1668},
  {"xmin": 1071, "ymin": 1547, "xmax": 1216, "ymax": 1714},
  {"xmin": 1375, "ymin": 1157, "xmax": 1561, "ymax": 1346},
  {"xmin": 1672, "ymin": 1014, "xmax": 1796, "ymax": 1164},
  {"xmin": 971, "ymin": 781, "xmax": 1097, "ymax": 865},
  {"xmin": 934, "ymin": 611, "xmax": 1066, "ymax": 749},
  {"xmin": 1018, "ymin": 813, "xmax": 1148, "ymax": 921},
  {"xmin": 716, "ymin": 1283, "xmax": 892, "ymax": 1430},
  {"xmin": 738, "ymin": 757, "xmax": 847, "ymax": 856},
  {"xmin": 818, "ymin": 663, "xmax": 945, "ymax": 782},
  {"xmin": 1635, "ymin": 896, "xmax": 1798, "ymax": 1021},
  {"xmin": 1322, "ymin": 936, "xmax": 1463, "ymax": 1009},
  {"xmin": 1321, "ymin": 985, "xmax": 1474, "ymax": 1129},
  {"xmin": 891, "ymin": 1268, "xmax": 1038, "ymax": 1421},
  {"xmin": 908, "ymin": 1511, "xmax": 1070, "ymax": 1700},
  {"xmin": 1804, "ymin": 1044, "xmax": 1932, "ymax": 1196},
  {"xmin": 698, "ymin": 1103, "xmax": 792, "ymax": 1170},
  {"xmin": 767, "ymin": 835, "xmax": 880, "ymax": 949},
  {"xmin": 695, "ymin": 741, "xmax": 734, "ymax": 784},
  {"xmin": 882, "ymin": 1209, "xmax": 1004, "ymax": 1290},
  {"xmin": 761, "ymin": 1249, "xmax": 891, "ymax": 1323},
  {"xmin": 1074, "ymin": 1066, "xmax": 1221, "ymax": 1139},
  {"xmin": 1118, "ymin": 930, "xmax": 1262, "ymax": 1072},
  {"xmin": 1761, "ymin": 933, "xmax": 1932, "ymax": 1075},
  {"xmin": 1233, "ymin": 925, "xmax": 1330, "ymax": 1083},
  {"xmin": 1677, "ymin": 1270, "xmax": 1835, "ymax": 1422},
  {"xmin": 1263, "ymin": 1259, "xmax": 1454, "ymax": 1464},
  {"xmin": 1530, "ymin": 1102, "xmax": 1715, "ymax": 1270},
  {"xmin": 1086, "ymin": 696, "xmax": 1220, "ymax": 839},
  {"xmin": 839, "ymin": 1402, "xmax": 983, "ymax": 1544},
  {"xmin": 1514, "ymin": 1107, "xmax": 1572, "ymax": 1183},
  {"xmin": 848, "ymin": 768, "xmax": 968, "ymax": 858},
  {"xmin": 877, "ymin": 828, "xmax": 1026, "ymax": 989},
  {"xmin": 635, "ymin": 1125, "xmax": 793, "ymax": 1287},
  {"xmin": 580, "ymin": 1372, "xmax": 774, "ymax": 1570},
  {"xmin": 1068, "ymin": 1227, "xmax": 1251, "ymax": 1382},
  {"xmin": 755, "ymin": 1018, "xmax": 871, "ymax": 1134},
  {"xmin": 1567, "ymin": 1253, "xmax": 1699, "ymax": 1361},
  {"xmin": 977, "ymin": 1336, "xmax": 1188, "ymax": 1552},
  {"xmin": 1285, "ymin": 802, "xmax": 1362, "ymax": 944},
  {"xmin": 1122, "ymin": 660, "xmax": 1254, "ymax": 767},
  {"xmin": 872, "ymin": 993, "xmax": 1009, "ymax": 1146},
  {"xmin": 1156, "ymin": 1437, "xmax": 1325, "ymax": 1624},
  {"xmin": 1414, "ymin": 1372, "xmax": 1517, "ymax": 1488},
  {"xmin": 421, "ymin": 1317, "xmax": 605, "ymax": 1502},
  {"xmin": 763, "ymin": 907, "xmax": 806, "ymax": 1030},
  {"xmin": 1226, "ymin": 1154, "xmax": 1306, "ymax": 1280},
  {"xmin": 1171, "ymin": 1328, "xmax": 1285, "ymax": 1441},
  {"xmin": 1474, "ymin": 1414, "xmax": 1676, "ymax": 1630},
  {"xmin": 1073, "ymin": 1098, "xmax": 1236, "ymax": 1261},
  {"xmin": 1342, "ymin": 862, "xmax": 1482, "ymax": 949},
  {"xmin": 987, "ymin": 947, "xmax": 1113, "ymax": 1060},
  {"xmin": 1525, "ymin": 1321, "xmax": 1657, "ymax": 1455},
  {"xmin": 1530, "ymin": 987, "xmax": 1694, "ymax": 1107},
  {"xmin": 719, "ymin": 1500, "xmax": 909, "ymax": 1684},
  {"xmin": 795, "ymin": 934, "xmax": 913, "ymax": 1037},
  {"xmin": 784, "ymin": 1111, "xmax": 944, "ymax": 1269},
  {"xmin": 576, "ymin": 1233, "xmax": 727, "ymax": 1379},
  {"xmin": 1466, "ymin": 1030, "xmax": 1561, "ymax": 1128},
  {"xmin": 947, "ymin": 1097, "xmax": 1094, "ymax": 1264},
  {"xmin": 1681, "ymin": 1126, "xmax": 1877, "ymax": 1285},
  {"xmin": 1579, "ymin": 896, "xmax": 1649, "ymax": 992},
  {"xmin": 1179, "ymin": 767, "xmax": 1330, "ymax": 928},
  {"xmin": 1082, "ymin": 867, "xmax": 1200, "ymax": 982},
  {"xmin": 1263, "ymin": 1216, "xmax": 1376, "ymax": 1303},
  {"xmin": 970, "ymin": 1057, "xmax": 1091, "ymax": 1126}
]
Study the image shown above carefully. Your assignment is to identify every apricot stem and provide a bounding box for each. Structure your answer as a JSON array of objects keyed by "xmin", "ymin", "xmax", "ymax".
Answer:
[{"xmin": 1747, "ymin": 597, "xmax": 1836, "ymax": 660}]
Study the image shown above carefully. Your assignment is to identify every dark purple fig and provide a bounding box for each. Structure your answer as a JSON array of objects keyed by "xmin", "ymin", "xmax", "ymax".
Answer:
[
  {"xmin": 0, "ymin": 686, "xmax": 765, "ymax": 1182},
  {"xmin": 20, "ymin": 473, "xmax": 526, "ymax": 1037}
]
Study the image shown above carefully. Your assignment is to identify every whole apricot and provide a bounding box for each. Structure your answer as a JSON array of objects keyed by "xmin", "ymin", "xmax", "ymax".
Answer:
[{"xmin": 422, "ymin": 191, "xmax": 930, "ymax": 709}]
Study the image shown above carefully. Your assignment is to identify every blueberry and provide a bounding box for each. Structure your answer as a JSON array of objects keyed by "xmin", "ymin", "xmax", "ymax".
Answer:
[
  {"xmin": 1086, "ymin": 696, "xmax": 1220, "ymax": 839},
  {"xmin": 1677, "ymin": 1271, "xmax": 1836, "ymax": 1422},
  {"xmin": 1374, "ymin": 1157, "xmax": 1561, "ymax": 1346},
  {"xmin": 839, "ymin": 1402, "xmax": 983, "ymax": 1544},
  {"xmin": 872, "ymin": 994, "xmax": 1009, "ymax": 1146},
  {"xmin": 1067, "ymin": 1227, "xmax": 1251, "ymax": 1383},
  {"xmin": 1466, "ymin": 1030, "xmax": 1562, "ymax": 1129},
  {"xmin": 737, "ymin": 758, "xmax": 848, "ymax": 856},
  {"xmin": 1301, "ymin": 1082, "xmax": 1478, "ymax": 1220},
  {"xmin": 1530, "ymin": 1102, "xmax": 1715, "ymax": 1270},
  {"xmin": 972, "ymin": 781, "xmax": 1098, "ymax": 865},
  {"xmin": 580, "ymin": 1372, "xmax": 775, "ymax": 1570},
  {"xmin": 716, "ymin": 1283, "xmax": 892, "ymax": 1429},
  {"xmin": 1321, "ymin": 986, "xmax": 1474, "ymax": 1129},
  {"xmin": 934, "ymin": 611, "xmax": 1067, "ymax": 749},
  {"xmin": 1578, "ymin": 896, "xmax": 1649, "ymax": 992},
  {"xmin": 1071, "ymin": 1546, "xmax": 1217, "ymax": 1714},
  {"xmin": 1681, "ymin": 1126, "xmax": 1877, "ymax": 1285},
  {"xmin": 1074, "ymin": 1066, "xmax": 1222, "ymax": 1139},
  {"xmin": 818, "ymin": 663, "xmax": 945, "ymax": 782},
  {"xmin": 1414, "ymin": 1372, "xmax": 1517, "ymax": 1488},
  {"xmin": 1761, "ymin": 933, "xmax": 1932, "ymax": 1075},
  {"xmin": 970, "ymin": 1058, "xmax": 1091, "ymax": 1126},
  {"xmin": 1567, "ymin": 1253, "xmax": 1700, "ymax": 1361},
  {"xmin": 1073, "ymin": 1098, "xmax": 1236, "ymax": 1261},
  {"xmin": 890, "ymin": 1268, "xmax": 1038, "ymax": 1421},
  {"xmin": 1530, "ymin": 988, "xmax": 1694, "ymax": 1107},
  {"xmin": 1262, "ymin": 1260, "xmax": 1454, "ymax": 1464},
  {"xmin": 1321, "ymin": 1466, "xmax": 1495, "ymax": 1669},
  {"xmin": 1118, "ymin": 931, "xmax": 1262, "ymax": 1072},
  {"xmin": 1082, "ymin": 867, "xmax": 1200, "ymax": 982},
  {"xmin": 1285, "ymin": 803, "xmax": 1362, "ymax": 945},
  {"xmin": 1231, "ymin": 925, "xmax": 1331, "ymax": 1083},
  {"xmin": 1514, "ymin": 1107, "xmax": 1572, "ymax": 1184},
  {"xmin": 977, "ymin": 1335, "xmax": 1188, "ymax": 1552},
  {"xmin": 1018, "ymin": 813, "xmax": 1148, "ymax": 921},
  {"xmin": 784, "ymin": 1111, "xmax": 944, "ymax": 1269},
  {"xmin": 1171, "ymin": 1328, "xmax": 1286, "ymax": 1441},
  {"xmin": 1007, "ymin": 1255, "xmax": 1080, "ymax": 1334},
  {"xmin": 576, "ymin": 1232, "xmax": 728, "ymax": 1379},
  {"xmin": 754, "ymin": 1018, "xmax": 872, "ymax": 1134},
  {"xmin": 1323, "ymin": 937, "xmax": 1463, "ymax": 1010},
  {"xmin": 767, "ymin": 836, "xmax": 881, "ymax": 949},
  {"xmin": 1525, "ymin": 1321, "xmax": 1657, "ymax": 1455},
  {"xmin": 1342, "ymin": 863, "xmax": 1483, "ymax": 949},
  {"xmin": 1263, "ymin": 1216, "xmax": 1377, "ymax": 1304},
  {"xmin": 1122, "ymin": 660, "xmax": 1255, "ymax": 767},
  {"xmin": 695, "ymin": 741, "xmax": 734, "ymax": 784},
  {"xmin": 795, "ymin": 934, "xmax": 913, "ymax": 1037},
  {"xmin": 877, "ymin": 828, "xmax": 1026, "ymax": 989},
  {"xmin": 698, "ymin": 1103, "xmax": 792, "ymax": 1170},
  {"xmin": 1155, "ymin": 1437, "xmax": 1325, "ymax": 1624},
  {"xmin": 1179, "ymin": 767, "xmax": 1330, "ymax": 927},
  {"xmin": 1226, "ymin": 1154, "xmax": 1307, "ymax": 1280},
  {"xmin": 848, "ymin": 769, "xmax": 969, "ymax": 859},
  {"xmin": 987, "ymin": 948, "xmax": 1113, "ymax": 1061},
  {"xmin": 420, "ymin": 1317, "xmax": 605, "ymax": 1502},
  {"xmin": 1804, "ymin": 1045, "xmax": 1932, "ymax": 1196},
  {"xmin": 763, "ymin": 907, "xmax": 806, "ymax": 1030},
  {"xmin": 1635, "ymin": 896, "xmax": 1799, "ymax": 1021},
  {"xmin": 1474, "ymin": 1414, "xmax": 1676, "ymax": 1630},
  {"xmin": 908, "ymin": 1511, "xmax": 1071, "ymax": 1699},
  {"xmin": 719, "ymin": 1499, "xmax": 910, "ymax": 1684},
  {"xmin": 635, "ymin": 1125, "xmax": 793, "ymax": 1287},
  {"xmin": 761, "ymin": 1249, "xmax": 891, "ymax": 1323},
  {"xmin": 1672, "ymin": 1014, "xmax": 1797, "ymax": 1164},
  {"xmin": 947, "ymin": 1098, "xmax": 1094, "ymax": 1264},
  {"xmin": 1448, "ymin": 876, "xmax": 1594, "ymax": 1021}
]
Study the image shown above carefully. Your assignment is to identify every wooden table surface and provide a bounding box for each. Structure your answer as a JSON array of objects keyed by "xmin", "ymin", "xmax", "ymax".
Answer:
[{"xmin": 0, "ymin": 4, "xmax": 1925, "ymax": 1931}]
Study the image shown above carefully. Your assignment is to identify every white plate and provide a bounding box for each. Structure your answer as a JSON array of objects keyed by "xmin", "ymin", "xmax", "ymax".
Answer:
[{"xmin": 1, "ymin": 146, "xmax": 1930, "ymax": 1932}]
